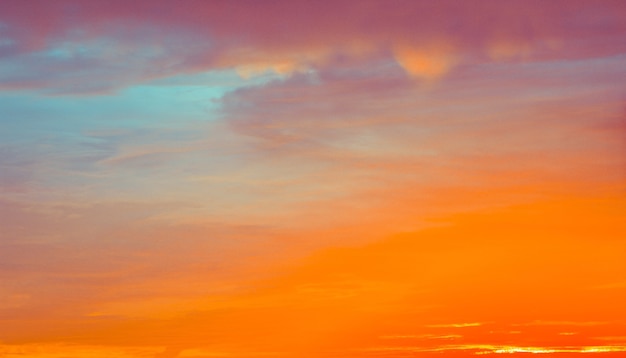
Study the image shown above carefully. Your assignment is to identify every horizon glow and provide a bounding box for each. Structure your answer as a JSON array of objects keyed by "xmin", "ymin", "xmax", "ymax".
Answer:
[{"xmin": 1, "ymin": 1, "xmax": 625, "ymax": 357}]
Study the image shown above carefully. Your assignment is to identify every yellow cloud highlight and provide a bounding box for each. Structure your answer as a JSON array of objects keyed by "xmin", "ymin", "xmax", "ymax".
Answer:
[
  {"xmin": 426, "ymin": 322, "xmax": 483, "ymax": 328},
  {"xmin": 379, "ymin": 334, "xmax": 462, "ymax": 340},
  {"xmin": 512, "ymin": 320, "xmax": 610, "ymax": 327},
  {"xmin": 235, "ymin": 60, "xmax": 306, "ymax": 79},
  {"xmin": 363, "ymin": 344, "xmax": 626, "ymax": 355},
  {"xmin": 485, "ymin": 345, "xmax": 626, "ymax": 354},
  {"xmin": 224, "ymin": 46, "xmax": 332, "ymax": 79}
]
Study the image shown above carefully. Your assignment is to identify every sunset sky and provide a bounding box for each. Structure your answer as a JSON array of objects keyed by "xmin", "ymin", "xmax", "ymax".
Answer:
[{"xmin": 1, "ymin": 1, "xmax": 625, "ymax": 357}]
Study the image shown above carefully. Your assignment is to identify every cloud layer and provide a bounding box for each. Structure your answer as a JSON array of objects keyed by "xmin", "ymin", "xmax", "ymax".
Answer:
[
  {"xmin": 1, "ymin": 1, "xmax": 625, "ymax": 357},
  {"xmin": 1, "ymin": 0, "xmax": 626, "ymax": 92}
]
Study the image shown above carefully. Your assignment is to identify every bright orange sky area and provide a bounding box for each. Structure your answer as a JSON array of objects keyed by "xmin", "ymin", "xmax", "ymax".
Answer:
[{"xmin": 1, "ymin": 1, "xmax": 625, "ymax": 357}]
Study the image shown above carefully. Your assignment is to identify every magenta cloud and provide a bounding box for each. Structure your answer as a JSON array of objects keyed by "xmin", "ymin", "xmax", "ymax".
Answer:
[{"xmin": 1, "ymin": 0, "xmax": 626, "ymax": 93}]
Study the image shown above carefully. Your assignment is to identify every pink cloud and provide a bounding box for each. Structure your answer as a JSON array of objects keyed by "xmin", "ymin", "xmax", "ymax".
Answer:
[{"xmin": 1, "ymin": 0, "xmax": 626, "ymax": 93}]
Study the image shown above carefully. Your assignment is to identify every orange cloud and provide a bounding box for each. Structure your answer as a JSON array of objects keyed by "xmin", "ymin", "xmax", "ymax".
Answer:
[{"xmin": 393, "ymin": 42, "xmax": 457, "ymax": 80}]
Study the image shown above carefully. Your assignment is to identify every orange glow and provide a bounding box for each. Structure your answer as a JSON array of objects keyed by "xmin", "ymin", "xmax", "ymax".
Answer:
[
  {"xmin": 1, "ymin": 1, "xmax": 625, "ymax": 357},
  {"xmin": 393, "ymin": 42, "xmax": 457, "ymax": 80}
]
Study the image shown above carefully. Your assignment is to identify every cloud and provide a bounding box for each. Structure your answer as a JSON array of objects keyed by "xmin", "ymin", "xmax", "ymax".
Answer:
[
  {"xmin": 512, "ymin": 321, "xmax": 611, "ymax": 327},
  {"xmin": 360, "ymin": 344, "xmax": 626, "ymax": 355},
  {"xmin": 214, "ymin": 53, "xmax": 626, "ymax": 208},
  {"xmin": 393, "ymin": 42, "xmax": 457, "ymax": 81},
  {"xmin": 1, "ymin": 1, "xmax": 626, "ymax": 93},
  {"xmin": 1, "ymin": 2, "xmax": 625, "ymax": 356},
  {"xmin": 426, "ymin": 323, "xmax": 483, "ymax": 328}
]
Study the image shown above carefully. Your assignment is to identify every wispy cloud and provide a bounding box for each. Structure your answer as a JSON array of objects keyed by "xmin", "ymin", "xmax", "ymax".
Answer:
[
  {"xmin": 1, "ymin": 1, "xmax": 626, "ymax": 93},
  {"xmin": 426, "ymin": 322, "xmax": 484, "ymax": 328},
  {"xmin": 511, "ymin": 321, "xmax": 611, "ymax": 327},
  {"xmin": 379, "ymin": 334, "xmax": 462, "ymax": 340},
  {"xmin": 1, "ymin": 1, "xmax": 625, "ymax": 356},
  {"xmin": 360, "ymin": 344, "xmax": 626, "ymax": 355}
]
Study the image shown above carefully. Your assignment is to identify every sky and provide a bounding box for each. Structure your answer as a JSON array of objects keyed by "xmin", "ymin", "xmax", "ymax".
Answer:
[{"xmin": 0, "ymin": 1, "xmax": 625, "ymax": 357}]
